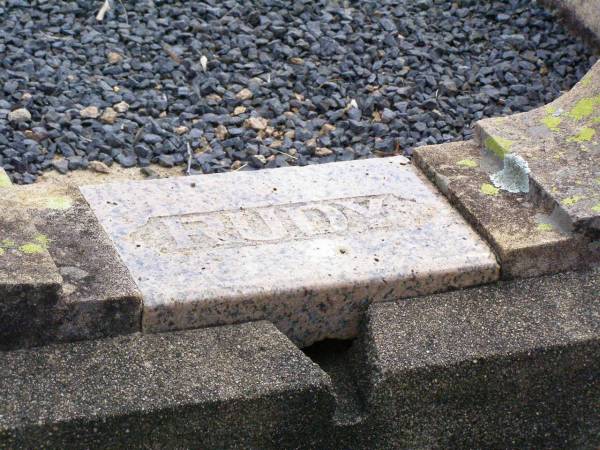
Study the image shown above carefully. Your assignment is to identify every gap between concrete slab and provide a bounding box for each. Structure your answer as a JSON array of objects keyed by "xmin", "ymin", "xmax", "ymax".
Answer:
[{"xmin": 303, "ymin": 338, "xmax": 367, "ymax": 426}]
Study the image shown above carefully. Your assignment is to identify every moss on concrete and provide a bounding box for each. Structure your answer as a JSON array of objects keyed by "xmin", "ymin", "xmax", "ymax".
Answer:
[
  {"xmin": 567, "ymin": 96, "xmax": 600, "ymax": 120},
  {"xmin": 0, "ymin": 170, "xmax": 11, "ymax": 188},
  {"xmin": 480, "ymin": 183, "xmax": 499, "ymax": 196},
  {"xmin": 541, "ymin": 115, "xmax": 562, "ymax": 131},
  {"xmin": 484, "ymin": 135, "xmax": 514, "ymax": 158},
  {"xmin": 568, "ymin": 127, "xmax": 596, "ymax": 142},
  {"xmin": 457, "ymin": 159, "xmax": 478, "ymax": 168}
]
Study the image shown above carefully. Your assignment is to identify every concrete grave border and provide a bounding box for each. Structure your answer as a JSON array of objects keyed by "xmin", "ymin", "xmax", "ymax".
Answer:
[{"xmin": 1, "ymin": 1, "xmax": 600, "ymax": 447}]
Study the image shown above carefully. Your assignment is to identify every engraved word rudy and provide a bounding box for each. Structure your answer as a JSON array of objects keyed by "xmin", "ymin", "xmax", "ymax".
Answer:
[{"xmin": 128, "ymin": 194, "xmax": 433, "ymax": 253}]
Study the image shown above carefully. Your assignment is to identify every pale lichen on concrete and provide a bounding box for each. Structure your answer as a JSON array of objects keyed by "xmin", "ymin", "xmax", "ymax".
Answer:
[
  {"xmin": 563, "ymin": 195, "xmax": 586, "ymax": 206},
  {"xmin": 536, "ymin": 223, "xmax": 555, "ymax": 232},
  {"xmin": 45, "ymin": 196, "xmax": 74, "ymax": 210},
  {"xmin": 541, "ymin": 114, "xmax": 562, "ymax": 131},
  {"xmin": 0, "ymin": 172, "xmax": 11, "ymax": 188},
  {"xmin": 1, "ymin": 233, "xmax": 51, "ymax": 257},
  {"xmin": 490, "ymin": 154, "xmax": 531, "ymax": 194},
  {"xmin": 567, "ymin": 95, "xmax": 600, "ymax": 120}
]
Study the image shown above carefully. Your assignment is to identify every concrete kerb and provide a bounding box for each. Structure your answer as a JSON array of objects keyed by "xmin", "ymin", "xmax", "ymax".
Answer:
[
  {"xmin": 1, "ymin": 268, "xmax": 599, "ymax": 448},
  {"xmin": 0, "ymin": 184, "xmax": 142, "ymax": 350},
  {"xmin": 0, "ymin": 321, "xmax": 336, "ymax": 449},
  {"xmin": 345, "ymin": 267, "xmax": 600, "ymax": 449},
  {"xmin": 1, "ymin": 3, "xmax": 599, "ymax": 446}
]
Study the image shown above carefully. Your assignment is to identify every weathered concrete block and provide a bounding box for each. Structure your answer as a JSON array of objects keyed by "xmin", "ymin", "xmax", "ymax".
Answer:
[
  {"xmin": 414, "ymin": 140, "xmax": 596, "ymax": 278},
  {"xmin": 1, "ymin": 185, "xmax": 142, "ymax": 349},
  {"xmin": 0, "ymin": 207, "xmax": 62, "ymax": 349},
  {"xmin": 360, "ymin": 268, "xmax": 600, "ymax": 449},
  {"xmin": 0, "ymin": 321, "xmax": 334, "ymax": 449},
  {"xmin": 477, "ymin": 61, "xmax": 600, "ymax": 233},
  {"xmin": 81, "ymin": 157, "xmax": 499, "ymax": 346}
]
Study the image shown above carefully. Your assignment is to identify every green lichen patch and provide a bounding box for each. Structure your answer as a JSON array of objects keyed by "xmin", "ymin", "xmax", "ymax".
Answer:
[
  {"xmin": 581, "ymin": 74, "xmax": 592, "ymax": 87},
  {"xmin": 484, "ymin": 135, "xmax": 514, "ymax": 158},
  {"xmin": 1, "ymin": 239, "xmax": 16, "ymax": 248},
  {"xmin": 34, "ymin": 234, "xmax": 51, "ymax": 247},
  {"xmin": 480, "ymin": 183, "xmax": 499, "ymax": 196},
  {"xmin": 0, "ymin": 170, "xmax": 11, "ymax": 187},
  {"xmin": 0, "ymin": 234, "xmax": 50, "ymax": 257},
  {"xmin": 562, "ymin": 195, "xmax": 586, "ymax": 206},
  {"xmin": 536, "ymin": 223, "xmax": 554, "ymax": 232},
  {"xmin": 457, "ymin": 158, "xmax": 478, "ymax": 168},
  {"xmin": 567, "ymin": 96, "xmax": 600, "ymax": 121},
  {"xmin": 45, "ymin": 195, "xmax": 73, "ymax": 210},
  {"xmin": 541, "ymin": 115, "xmax": 561, "ymax": 131},
  {"xmin": 592, "ymin": 203, "xmax": 600, "ymax": 213},
  {"xmin": 567, "ymin": 127, "xmax": 596, "ymax": 143},
  {"xmin": 19, "ymin": 243, "xmax": 45, "ymax": 254}
]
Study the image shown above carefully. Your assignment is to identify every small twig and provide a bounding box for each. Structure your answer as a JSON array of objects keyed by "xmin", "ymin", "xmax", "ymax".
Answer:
[
  {"xmin": 234, "ymin": 163, "xmax": 248, "ymax": 172},
  {"xmin": 162, "ymin": 43, "xmax": 182, "ymax": 64},
  {"xmin": 116, "ymin": 0, "xmax": 129, "ymax": 25},
  {"xmin": 273, "ymin": 149, "xmax": 297, "ymax": 160},
  {"xmin": 96, "ymin": 0, "xmax": 111, "ymax": 22},
  {"xmin": 186, "ymin": 142, "xmax": 192, "ymax": 175}
]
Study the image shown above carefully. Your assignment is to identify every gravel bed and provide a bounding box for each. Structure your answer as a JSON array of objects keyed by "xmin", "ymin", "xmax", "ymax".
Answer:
[{"xmin": 0, "ymin": 0, "xmax": 596, "ymax": 183}]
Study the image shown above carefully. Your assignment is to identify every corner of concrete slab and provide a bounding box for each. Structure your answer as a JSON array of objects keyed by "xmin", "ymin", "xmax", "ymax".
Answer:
[
  {"xmin": 1, "ymin": 184, "xmax": 142, "ymax": 350},
  {"xmin": 0, "ymin": 321, "xmax": 336, "ymax": 449},
  {"xmin": 0, "ymin": 206, "xmax": 63, "ymax": 350},
  {"xmin": 352, "ymin": 268, "xmax": 600, "ymax": 449},
  {"xmin": 412, "ymin": 141, "xmax": 596, "ymax": 279}
]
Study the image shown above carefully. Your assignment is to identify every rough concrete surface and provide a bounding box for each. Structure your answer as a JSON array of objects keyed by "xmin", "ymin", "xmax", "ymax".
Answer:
[
  {"xmin": 82, "ymin": 157, "xmax": 498, "ymax": 346},
  {"xmin": 359, "ymin": 268, "xmax": 600, "ymax": 449},
  {"xmin": 477, "ymin": 61, "xmax": 600, "ymax": 232},
  {"xmin": 2, "ymin": 268, "xmax": 600, "ymax": 448},
  {"xmin": 0, "ymin": 321, "xmax": 334, "ymax": 449},
  {"xmin": 0, "ymin": 206, "xmax": 62, "ymax": 350},
  {"xmin": 1, "ymin": 184, "xmax": 142, "ymax": 350},
  {"xmin": 413, "ymin": 140, "xmax": 596, "ymax": 278}
]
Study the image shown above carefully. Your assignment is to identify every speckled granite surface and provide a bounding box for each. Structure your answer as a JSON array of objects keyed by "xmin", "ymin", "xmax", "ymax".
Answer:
[
  {"xmin": 82, "ymin": 157, "xmax": 499, "ymax": 346},
  {"xmin": 477, "ymin": 61, "xmax": 600, "ymax": 232}
]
